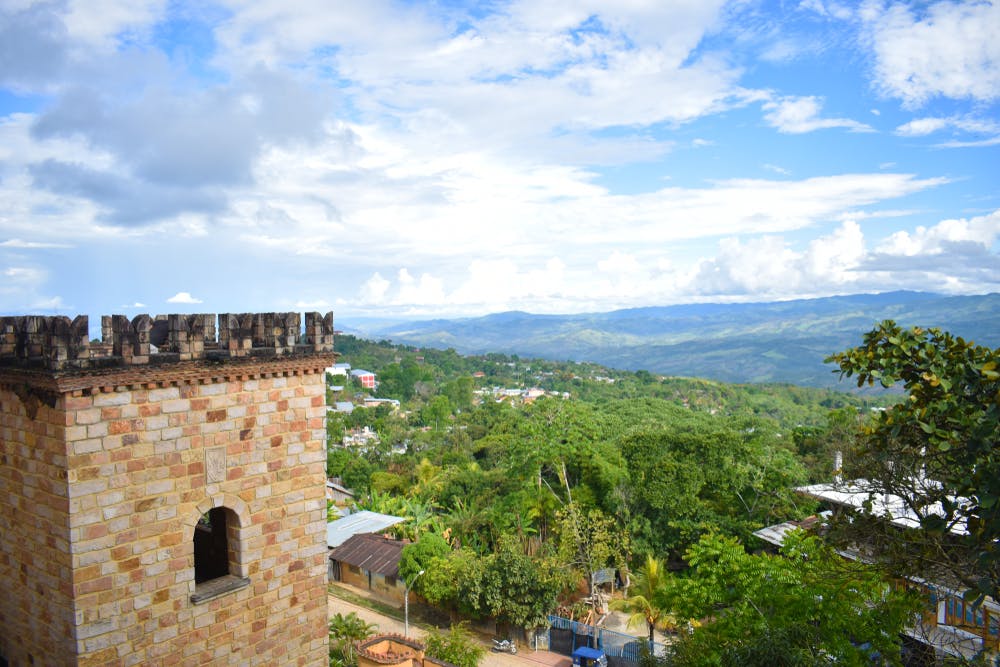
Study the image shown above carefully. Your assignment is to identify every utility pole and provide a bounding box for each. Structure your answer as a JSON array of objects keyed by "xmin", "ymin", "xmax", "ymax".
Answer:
[{"xmin": 404, "ymin": 569, "xmax": 425, "ymax": 637}]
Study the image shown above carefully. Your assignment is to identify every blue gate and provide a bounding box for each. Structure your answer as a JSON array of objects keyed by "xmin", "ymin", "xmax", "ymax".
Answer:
[{"xmin": 547, "ymin": 616, "xmax": 663, "ymax": 664}]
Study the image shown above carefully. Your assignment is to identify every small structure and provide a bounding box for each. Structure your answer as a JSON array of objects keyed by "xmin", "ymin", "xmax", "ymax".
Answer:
[
  {"xmin": 351, "ymin": 369, "xmax": 377, "ymax": 389},
  {"xmin": 355, "ymin": 634, "xmax": 458, "ymax": 667},
  {"xmin": 364, "ymin": 397, "xmax": 401, "ymax": 411},
  {"xmin": 328, "ymin": 362, "xmax": 352, "ymax": 376},
  {"xmin": 330, "ymin": 533, "xmax": 407, "ymax": 604},
  {"xmin": 327, "ymin": 478, "xmax": 357, "ymax": 505},
  {"xmin": 356, "ymin": 634, "xmax": 429, "ymax": 667},
  {"xmin": 327, "ymin": 510, "xmax": 406, "ymax": 549}
]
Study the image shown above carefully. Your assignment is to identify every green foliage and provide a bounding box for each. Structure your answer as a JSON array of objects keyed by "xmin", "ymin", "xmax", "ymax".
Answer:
[
  {"xmin": 399, "ymin": 534, "xmax": 452, "ymax": 594},
  {"xmin": 555, "ymin": 503, "xmax": 630, "ymax": 592},
  {"xmin": 476, "ymin": 535, "xmax": 567, "ymax": 630},
  {"xmin": 827, "ymin": 321, "xmax": 1000, "ymax": 600},
  {"xmin": 328, "ymin": 612, "xmax": 377, "ymax": 667},
  {"xmin": 615, "ymin": 407, "xmax": 809, "ymax": 558},
  {"xmin": 663, "ymin": 532, "xmax": 919, "ymax": 667},
  {"xmin": 326, "ymin": 448, "xmax": 374, "ymax": 494},
  {"xmin": 611, "ymin": 554, "xmax": 675, "ymax": 642},
  {"xmin": 423, "ymin": 624, "xmax": 485, "ymax": 667},
  {"xmin": 421, "ymin": 395, "xmax": 453, "ymax": 430}
]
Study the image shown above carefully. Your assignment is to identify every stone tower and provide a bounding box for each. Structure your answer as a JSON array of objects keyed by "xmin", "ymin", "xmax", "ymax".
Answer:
[{"xmin": 0, "ymin": 312, "xmax": 335, "ymax": 666}]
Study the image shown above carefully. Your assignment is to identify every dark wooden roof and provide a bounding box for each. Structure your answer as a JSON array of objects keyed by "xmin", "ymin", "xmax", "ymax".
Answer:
[{"xmin": 329, "ymin": 533, "xmax": 404, "ymax": 577}]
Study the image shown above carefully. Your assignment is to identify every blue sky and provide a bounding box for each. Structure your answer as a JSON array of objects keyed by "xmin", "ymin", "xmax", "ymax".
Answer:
[{"xmin": 1, "ymin": 0, "xmax": 998, "ymax": 323}]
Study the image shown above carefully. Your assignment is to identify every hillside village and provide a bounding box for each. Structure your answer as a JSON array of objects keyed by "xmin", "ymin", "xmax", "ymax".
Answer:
[{"xmin": 2, "ymin": 316, "xmax": 999, "ymax": 667}]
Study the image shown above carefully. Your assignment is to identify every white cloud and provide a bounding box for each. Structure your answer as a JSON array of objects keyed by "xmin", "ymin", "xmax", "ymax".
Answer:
[
  {"xmin": 63, "ymin": 0, "xmax": 167, "ymax": 49},
  {"xmin": 359, "ymin": 273, "xmax": 390, "ymax": 304},
  {"xmin": 763, "ymin": 95, "xmax": 873, "ymax": 134},
  {"xmin": 894, "ymin": 117, "xmax": 949, "ymax": 137},
  {"xmin": 0, "ymin": 238, "xmax": 72, "ymax": 248},
  {"xmin": 876, "ymin": 210, "xmax": 1000, "ymax": 257},
  {"xmin": 865, "ymin": 0, "xmax": 1000, "ymax": 106},
  {"xmin": 762, "ymin": 163, "xmax": 791, "ymax": 175},
  {"xmin": 166, "ymin": 291, "xmax": 203, "ymax": 304},
  {"xmin": 3, "ymin": 266, "xmax": 45, "ymax": 281},
  {"xmin": 895, "ymin": 116, "xmax": 1000, "ymax": 141},
  {"xmin": 294, "ymin": 299, "xmax": 332, "ymax": 310}
]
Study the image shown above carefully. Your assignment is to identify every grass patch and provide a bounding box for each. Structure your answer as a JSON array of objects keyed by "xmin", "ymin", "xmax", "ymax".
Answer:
[{"xmin": 328, "ymin": 583, "xmax": 404, "ymax": 620}]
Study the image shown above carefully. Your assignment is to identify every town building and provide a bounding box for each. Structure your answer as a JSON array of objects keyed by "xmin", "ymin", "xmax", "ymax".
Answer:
[
  {"xmin": 329, "ymin": 533, "xmax": 407, "ymax": 605},
  {"xmin": 0, "ymin": 312, "xmax": 334, "ymax": 666},
  {"xmin": 350, "ymin": 369, "xmax": 377, "ymax": 389}
]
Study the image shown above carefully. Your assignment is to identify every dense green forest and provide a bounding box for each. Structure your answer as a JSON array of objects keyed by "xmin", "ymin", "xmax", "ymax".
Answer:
[
  {"xmin": 327, "ymin": 333, "xmax": 892, "ymax": 560},
  {"xmin": 327, "ymin": 332, "xmax": 981, "ymax": 665}
]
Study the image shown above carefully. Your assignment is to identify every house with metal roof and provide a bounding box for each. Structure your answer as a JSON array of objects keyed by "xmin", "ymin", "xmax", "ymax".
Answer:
[
  {"xmin": 329, "ymin": 533, "xmax": 408, "ymax": 604},
  {"xmin": 327, "ymin": 510, "xmax": 405, "ymax": 549}
]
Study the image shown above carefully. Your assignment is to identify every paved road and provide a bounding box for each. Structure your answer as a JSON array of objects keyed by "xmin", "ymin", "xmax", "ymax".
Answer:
[{"xmin": 327, "ymin": 593, "xmax": 571, "ymax": 667}]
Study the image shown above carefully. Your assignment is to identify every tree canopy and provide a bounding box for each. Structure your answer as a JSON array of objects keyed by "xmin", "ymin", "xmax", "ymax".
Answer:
[
  {"xmin": 826, "ymin": 320, "xmax": 1000, "ymax": 601},
  {"xmin": 663, "ymin": 533, "xmax": 919, "ymax": 667}
]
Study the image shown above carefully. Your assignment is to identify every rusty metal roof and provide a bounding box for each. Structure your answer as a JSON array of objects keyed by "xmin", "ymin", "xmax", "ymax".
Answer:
[{"xmin": 329, "ymin": 533, "xmax": 405, "ymax": 577}]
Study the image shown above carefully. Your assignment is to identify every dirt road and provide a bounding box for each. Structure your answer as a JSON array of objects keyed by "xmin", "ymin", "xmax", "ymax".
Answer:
[{"xmin": 327, "ymin": 593, "xmax": 572, "ymax": 667}]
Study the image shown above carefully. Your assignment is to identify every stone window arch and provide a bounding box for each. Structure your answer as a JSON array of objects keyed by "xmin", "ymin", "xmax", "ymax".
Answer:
[{"xmin": 189, "ymin": 495, "xmax": 251, "ymax": 603}]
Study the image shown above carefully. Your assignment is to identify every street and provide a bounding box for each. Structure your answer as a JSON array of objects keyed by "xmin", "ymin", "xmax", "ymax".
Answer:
[{"xmin": 328, "ymin": 592, "xmax": 572, "ymax": 667}]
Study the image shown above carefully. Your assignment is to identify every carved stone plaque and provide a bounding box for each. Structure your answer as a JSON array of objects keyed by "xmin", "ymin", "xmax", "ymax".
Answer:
[{"xmin": 206, "ymin": 447, "xmax": 226, "ymax": 483}]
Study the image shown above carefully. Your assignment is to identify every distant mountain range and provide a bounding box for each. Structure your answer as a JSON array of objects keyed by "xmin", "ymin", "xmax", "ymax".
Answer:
[{"xmin": 340, "ymin": 292, "xmax": 1000, "ymax": 388}]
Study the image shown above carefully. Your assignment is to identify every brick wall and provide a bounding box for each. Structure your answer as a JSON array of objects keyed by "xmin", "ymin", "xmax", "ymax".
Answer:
[
  {"xmin": 0, "ymin": 385, "xmax": 77, "ymax": 662},
  {"xmin": 1, "ymin": 353, "xmax": 333, "ymax": 666}
]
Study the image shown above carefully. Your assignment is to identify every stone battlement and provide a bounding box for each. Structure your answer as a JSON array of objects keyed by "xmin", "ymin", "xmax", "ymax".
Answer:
[{"xmin": 0, "ymin": 311, "xmax": 334, "ymax": 371}]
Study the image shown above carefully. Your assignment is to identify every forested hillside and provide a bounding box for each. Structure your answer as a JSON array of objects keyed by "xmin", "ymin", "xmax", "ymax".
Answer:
[
  {"xmin": 326, "ymin": 325, "xmax": 1000, "ymax": 664},
  {"xmin": 343, "ymin": 291, "xmax": 1000, "ymax": 387}
]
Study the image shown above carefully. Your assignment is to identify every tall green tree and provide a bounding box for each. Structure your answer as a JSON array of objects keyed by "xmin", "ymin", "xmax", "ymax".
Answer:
[
  {"xmin": 663, "ymin": 532, "xmax": 918, "ymax": 667},
  {"xmin": 555, "ymin": 503, "xmax": 630, "ymax": 594},
  {"xmin": 826, "ymin": 321, "xmax": 1000, "ymax": 601}
]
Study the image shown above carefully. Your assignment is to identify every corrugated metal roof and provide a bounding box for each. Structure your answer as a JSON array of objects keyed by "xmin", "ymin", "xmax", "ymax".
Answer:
[
  {"xmin": 797, "ymin": 480, "xmax": 970, "ymax": 535},
  {"xmin": 327, "ymin": 510, "xmax": 405, "ymax": 548},
  {"xmin": 752, "ymin": 514, "xmax": 824, "ymax": 547},
  {"xmin": 329, "ymin": 533, "xmax": 405, "ymax": 577}
]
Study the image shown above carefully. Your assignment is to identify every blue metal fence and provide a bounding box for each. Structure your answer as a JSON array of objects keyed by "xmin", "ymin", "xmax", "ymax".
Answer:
[{"xmin": 547, "ymin": 616, "xmax": 663, "ymax": 664}]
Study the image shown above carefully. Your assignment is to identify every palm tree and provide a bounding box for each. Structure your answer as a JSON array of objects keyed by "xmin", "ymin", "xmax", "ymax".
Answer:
[
  {"xmin": 329, "ymin": 612, "xmax": 377, "ymax": 667},
  {"xmin": 611, "ymin": 555, "xmax": 675, "ymax": 644}
]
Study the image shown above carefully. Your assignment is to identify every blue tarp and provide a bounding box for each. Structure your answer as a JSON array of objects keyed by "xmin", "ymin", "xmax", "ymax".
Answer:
[{"xmin": 573, "ymin": 647, "xmax": 605, "ymax": 660}]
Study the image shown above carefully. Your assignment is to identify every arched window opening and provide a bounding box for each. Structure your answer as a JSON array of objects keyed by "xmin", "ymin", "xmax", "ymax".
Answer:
[
  {"xmin": 190, "ymin": 504, "xmax": 250, "ymax": 604},
  {"xmin": 194, "ymin": 507, "xmax": 230, "ymax": 583}
]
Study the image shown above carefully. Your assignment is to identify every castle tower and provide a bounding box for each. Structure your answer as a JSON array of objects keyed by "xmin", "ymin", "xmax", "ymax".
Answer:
[{"xmin": 0, "ymin": 312, "xmax": 335, "ymax": 666}]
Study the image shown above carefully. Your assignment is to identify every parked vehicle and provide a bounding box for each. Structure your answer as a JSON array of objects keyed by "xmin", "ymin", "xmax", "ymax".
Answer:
[{"xmin": 492, "ymin": 639, "xmax": 517, "ymax": 654}]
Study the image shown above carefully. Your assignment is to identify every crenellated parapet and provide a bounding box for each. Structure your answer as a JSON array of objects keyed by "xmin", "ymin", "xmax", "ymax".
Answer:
[{"xmin": 0, "ymin": 311, "xmax": 334, "ymax": 371}]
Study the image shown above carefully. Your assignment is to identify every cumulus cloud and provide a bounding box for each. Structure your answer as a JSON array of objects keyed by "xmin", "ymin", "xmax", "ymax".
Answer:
[
  {"xmin": 875, "ymin": 210, "xmax": 1000, "ymax": 257},
  {"xmin": 359, "ymin": 273, "xmax": 391, "ymax": 304},
  {"xmin": 28, "ymin": 159, "xmax": 226, "ymax": 225},
  {"xmin": 26, "ymin": 64, "xmax": 332, "ymax": 223},
  {"xmin": 0, "ymin": 3, "xmax": 69, "ymax": 88},
  {"xmin": 895, "ymin": 116, "xmax": 1000, "ymax": 146},
  {"xmin": 864, "ymin": 1, "xmax": 1000, "ymax": 107},
  {"xmin": 763, "ymin": 95, "xmax": 873, "ymax": 134},
  {"xmin": 166, "ymin": 291, "xmax": 202, "ymax": 304}
]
